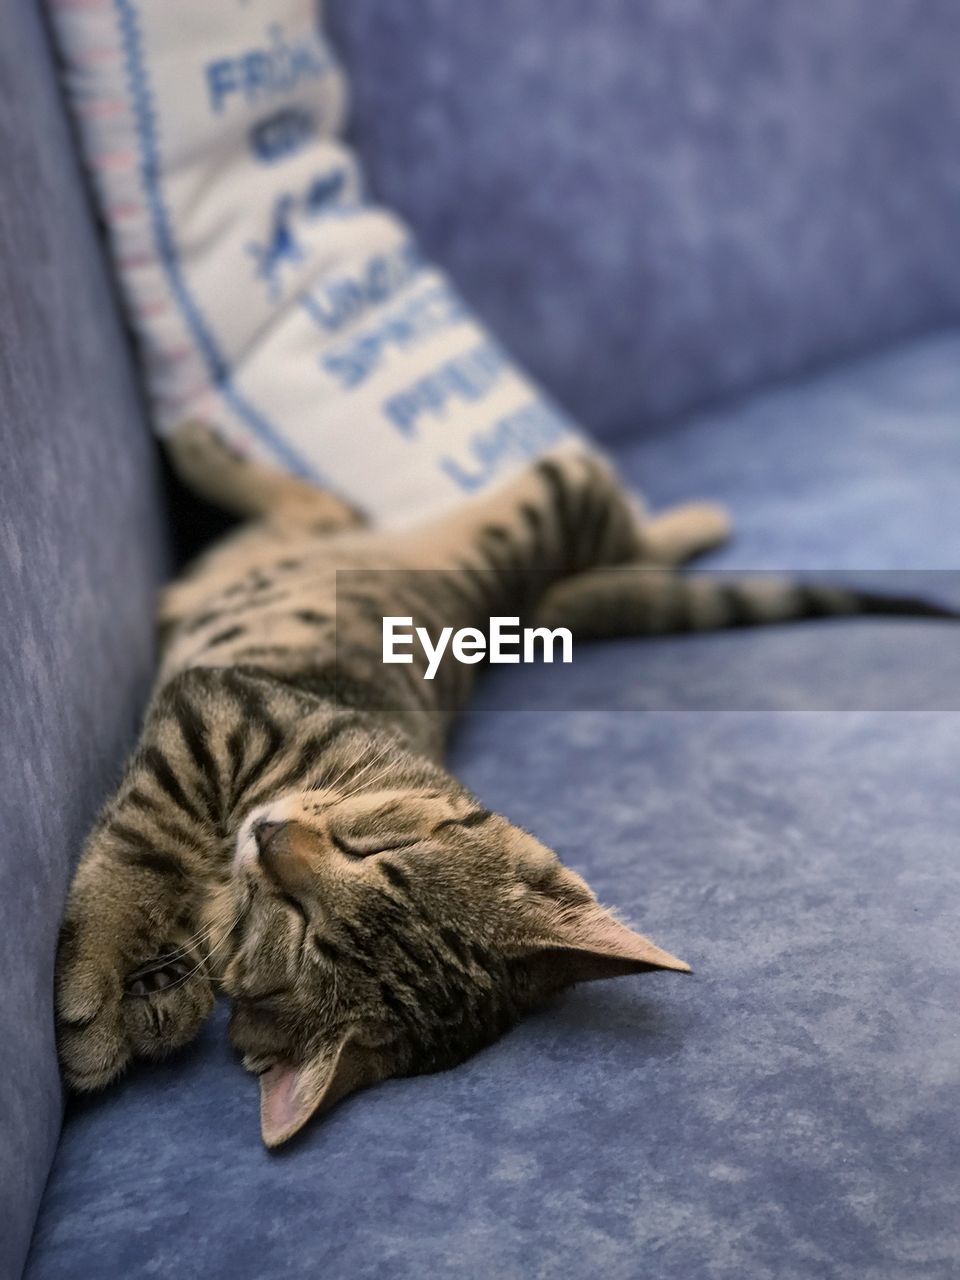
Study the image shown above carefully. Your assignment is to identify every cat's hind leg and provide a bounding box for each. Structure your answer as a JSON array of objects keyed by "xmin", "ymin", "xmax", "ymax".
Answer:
[
  {"xmin": 639, "ymin": 501, "xmax": 732, "ymax": 566},
  {"xmin": 167, "ymin": 420, "xmax": 365, "ymax": 531},
  {"xmin": 534, "ymin": 567, "xmax": 956, "ymax": 638}
]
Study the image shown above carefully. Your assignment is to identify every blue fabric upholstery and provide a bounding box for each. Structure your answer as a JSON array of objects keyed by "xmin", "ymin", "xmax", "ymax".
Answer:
[
  {"xmin": 24, "ymin": 330, "xmax": 960, "ymax": 1279},
  {"xmin": 328, "ymin": 0, "xmax": 960, "ymax": 439},
  {"xmin": 5, "ymin": 1, "xmax": 960, "ymax": 1273},
  {"xmin": 628, "ymin": 332, "xmax": 960, "ymax": 572},
  {"xmin": 0, "ymin": 7, "xmax": 170, "ymax": 1277}
]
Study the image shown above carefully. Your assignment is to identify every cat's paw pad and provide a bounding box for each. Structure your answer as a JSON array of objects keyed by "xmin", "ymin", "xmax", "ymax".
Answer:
[{"xmin": 120, "ymin": 953, "xmax": 215, "ymax": 1061}]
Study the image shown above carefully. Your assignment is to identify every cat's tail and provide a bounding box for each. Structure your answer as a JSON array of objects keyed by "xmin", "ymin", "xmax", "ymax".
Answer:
[{"xmin": 534, "ymin": 568, "xmax": 958, "ymax": 638}]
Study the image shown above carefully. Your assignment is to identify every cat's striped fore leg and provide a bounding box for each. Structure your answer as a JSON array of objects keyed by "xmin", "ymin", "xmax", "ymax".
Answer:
[
  {"xmin": 56, "ymin": 823, "xmax": 220, "ymax": 1090},
  {"xmin": 55, "ymin": 672, "xmax": 236, "ymax": 1089}
]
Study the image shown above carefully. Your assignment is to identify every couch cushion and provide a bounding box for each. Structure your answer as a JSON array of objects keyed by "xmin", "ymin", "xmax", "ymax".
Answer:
[
  {"xmin": 0, "ymin": 6, "xmax": 172, "ymax": 1277},
  {"xmin": 25, "ymin": 331, "xmax": 960, "ymax": 1279},
  {"xmin": 626, "ymin": 330, "xmax": 960, "ymax": 571},
  {"xmin": 328, "ymin": 0, "xmax": 960, "ymax": 438}
]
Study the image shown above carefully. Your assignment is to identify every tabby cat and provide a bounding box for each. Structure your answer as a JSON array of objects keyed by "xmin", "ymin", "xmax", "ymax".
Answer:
[{"xmin": 55, "ymin": 426, "xmax": 949, "ymax": 1146}]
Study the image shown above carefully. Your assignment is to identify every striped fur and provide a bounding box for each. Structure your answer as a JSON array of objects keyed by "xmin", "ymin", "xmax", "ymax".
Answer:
[{"xmin": 56, "ymin": 424, "xmax": 950, "ymax": 1144}]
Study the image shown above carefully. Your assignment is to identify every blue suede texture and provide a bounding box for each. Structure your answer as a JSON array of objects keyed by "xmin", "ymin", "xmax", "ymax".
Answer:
[
  {"xmin": 623, "ymin": 332, "xmax": 960, "ymax": 572},
  {"xmin": 0, "ymin": 6, "xmax": 170, "ymax": 1277},
  {"xmin": 328, "ymin": 0, "xmax": 960, "ymax": 438},
  {"xmin": 6, "ymin": 1, "xmax": 960, "ymax": 1273},
  {"xmin": 24, "ymin": 330, "xmax": 960, "ymax": 1279}
]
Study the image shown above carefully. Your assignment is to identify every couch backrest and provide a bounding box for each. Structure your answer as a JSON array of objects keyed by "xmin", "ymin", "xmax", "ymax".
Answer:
[
  {"xmin": 329, "ymin": 0, "xmax": 960, "ymax": 440},
  {"xmin": 0, "ymin": 8, "xmax": 172, "ymax": 1276}
]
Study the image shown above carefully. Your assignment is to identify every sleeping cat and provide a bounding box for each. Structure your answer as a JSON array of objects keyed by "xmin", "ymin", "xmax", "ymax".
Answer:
[{"xmin": 55, "ymin": 426, "xmax": 950, "ymax": 1146}]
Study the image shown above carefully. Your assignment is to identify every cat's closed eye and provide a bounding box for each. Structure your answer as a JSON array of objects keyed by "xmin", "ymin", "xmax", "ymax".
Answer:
[{"xmin": 329, "ymin": 826, "xmax": 421, "ymax": 858}]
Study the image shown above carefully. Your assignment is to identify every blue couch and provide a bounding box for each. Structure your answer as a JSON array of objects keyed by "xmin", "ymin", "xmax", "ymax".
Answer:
[{"xmin": 3, "ymin": 2, "xmax": 960, "ymax": 1277}]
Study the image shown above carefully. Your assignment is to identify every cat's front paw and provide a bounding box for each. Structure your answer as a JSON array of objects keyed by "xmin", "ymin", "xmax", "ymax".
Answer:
[{"xmin": 55, "ymin": 906, "xmax": 215, "ymax": 1091}]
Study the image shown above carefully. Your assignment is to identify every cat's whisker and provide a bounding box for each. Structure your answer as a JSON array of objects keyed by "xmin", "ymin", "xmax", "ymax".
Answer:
[
  {"xmin": 148, "ymin": 898, "xmax": 240, "ymax": 967},
  {"xmin": 337, "ymin": 737, "xmax": 395, "ymax": 789},
  {"xmin": 163, "ymin": 908, "xmax": 244, "ymax": 991},
  {"xmin": 335, "ymin": 756, "xmax": 403, "ymax": 804},
  {"xmin": 319, "ymin": 740, "xmax": 390, "ymax": 798},
  {"xmin": 328, "ymin": 742, "xmax": 395, "ymax": 803},
  {"xmin": 333, "ymin": 772, "xmax": 380, "ymax": 805},
  {"xmin": 334, "ymin": 773, "xmax": 392, "ymax": 807},
  {"xmin": 147, "ymin": 921, "xmax": 223, "ymax": 968},
  {"xmin": 309, "ymin": 747, "xmax": 363, "ymax": 796},
  {"xmin": 143, "ymin": 895, "xmax": 243, "ymax": 983}
]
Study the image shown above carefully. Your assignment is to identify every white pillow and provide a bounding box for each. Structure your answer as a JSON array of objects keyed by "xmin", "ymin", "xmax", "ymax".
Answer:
[{"xmin": 47, "ymin": 0, "xmax": 587, "ymax": 525}]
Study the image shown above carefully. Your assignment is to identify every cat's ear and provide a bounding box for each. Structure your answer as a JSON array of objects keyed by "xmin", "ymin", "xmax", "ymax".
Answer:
[
  {"xmin": 529, "ymin": 900, "xmax": 691, "ymax": 983},
  {"xmin": 258, "ymin": 1031, "xmax": 388, "ymax": 1148},
  {"xmin": 513, "ymin": 843, "xmax": 691, "ymax": 981}
]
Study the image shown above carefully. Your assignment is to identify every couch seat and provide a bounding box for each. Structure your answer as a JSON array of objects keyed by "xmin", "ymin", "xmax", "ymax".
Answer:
[{"xmin": 26, "ymin": 331, "xmax": 960, "ymax": 1280}]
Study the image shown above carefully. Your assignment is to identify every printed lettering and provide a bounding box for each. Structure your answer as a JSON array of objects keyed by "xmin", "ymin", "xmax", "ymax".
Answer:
[
  {"xmin": 301, "ymin": 243, "xmax": 423, "ymax": 335},
  {"xmin": 321, "ymin": 284, "xmax": 467, "ymax": 389},
  {"xmin": 205, "ymin": 24, "xmax": 333, "ymax": 115},
  {"xmin": 383, "ymin": 342, "xmax": 509, "ymax": 437},
  {"xmin": 382, "ymin": 617, "xmax": 415, "ymax": 664},
  {"xmin": 439, "ymin": 399, "xmax": 572, "ymax": 492},
  {"xmin": 383, "ymin": 617, "xmax": 574, "ymax": 679},
  {"xmin": 249, "ymin": 108, "xmax": 317, "ymax": 163}
]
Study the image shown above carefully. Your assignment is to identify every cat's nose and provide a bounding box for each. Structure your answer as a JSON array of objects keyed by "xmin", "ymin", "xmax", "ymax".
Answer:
[
  {"xmin": 253, "ymin": 819, "xmax": 315, "ymax": 896},
  {"xmin": 254, "ymin": 820, "xmax": 288, "ymax": 857}
]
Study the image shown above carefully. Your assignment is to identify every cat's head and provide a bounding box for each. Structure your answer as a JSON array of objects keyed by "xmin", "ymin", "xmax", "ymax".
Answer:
[{"xmin": 221, "ymin": 786, "xmax": 689, "ymax": 1147}]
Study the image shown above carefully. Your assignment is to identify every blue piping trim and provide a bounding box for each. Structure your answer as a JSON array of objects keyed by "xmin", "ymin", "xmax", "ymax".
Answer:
[{"xmin": 113, "ymin": 0, "xmax": 322, "ymax": 482}]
